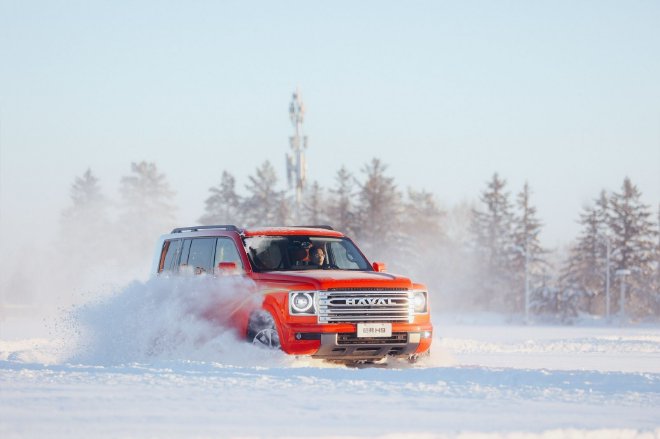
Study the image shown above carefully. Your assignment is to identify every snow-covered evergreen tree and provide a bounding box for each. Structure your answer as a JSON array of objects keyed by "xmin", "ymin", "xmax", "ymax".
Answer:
[
  {"xmin": 118, "ymin": 161, "xmax": 177, "ymax": 267},
  {"xmin": 301, "ymin": 181, "xmax": 328, "ymax": 225},
  {"xmin": 327, "ymin": 166, "xmax": 357, "ymax": 235},
  {"xmin": 66, "ymin": 169, "xmax": 105, "ymax": 212},
  {"xmin": 243, "ymin": 161, "xmax": 284, "ymax": 227},
  {"xmin": 199, "ymin": 171, "xmax": 242, "ymax": 226},
  {"xmin": 59, "ymin": 168, "xmax": 113, "ymax": 281},
  {"xmin": 62, "ymin": 168, "xmax": 107, "ymax": 225},
  {"xmin": 470, "ymin": 173, "xmax": 516, "ymax": 311},
  {"xmin": 608, "ymin": 177, "xmax": 658, "ymax": 318},
  {"xmin": 399, "ymin": 188, "xmax": 446, "ymax": 276},
  {"xmin": 355, "ymin": 158, "xmax": 403, "ymax": 262},
  {"xmin": 405, "ymin": 188, "xmax": 445, "ymax": 238},
  {"xmin": 653, "ymin": 205, "xmax": 660, "ymax": 314},
  {"xmin": 512, "ymin": 182, "xmax": 549, "ymax": 314},
  {"xmin": 557, "ymin": 194, "xmax": 610, "ymax": 319},
  {"xmin": 275, "ymin": 193, "xmax": 293, "ymax": 226}
]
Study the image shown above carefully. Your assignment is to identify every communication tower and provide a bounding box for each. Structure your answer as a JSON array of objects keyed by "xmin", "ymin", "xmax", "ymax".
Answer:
[{"xmin": 286, "ymin": 88, "xmax": 308, "ymax": 220}]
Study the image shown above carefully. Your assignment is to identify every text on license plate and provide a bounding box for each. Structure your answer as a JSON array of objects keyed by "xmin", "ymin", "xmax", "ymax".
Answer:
[{"xmin": 357, "ymin": 323, "xmax": 392, "ymax": 338}]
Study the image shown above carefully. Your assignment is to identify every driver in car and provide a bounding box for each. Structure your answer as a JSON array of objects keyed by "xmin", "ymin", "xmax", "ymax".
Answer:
[{"xmin": 309, "ymin": 245, "xmax": 325, "ymax": 268}]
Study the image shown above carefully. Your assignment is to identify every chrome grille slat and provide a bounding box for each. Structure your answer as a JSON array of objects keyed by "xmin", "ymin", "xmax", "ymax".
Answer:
[
  {"xmin": 318, "ymin": 290, "xmax": 413, "ymax": 323},
  {"xmin": 319, "ymin": 309, "xmax": 410, "ymax": 314},
  {"xmin": 329, "ymin": 288, "xmax": 408, "ymax": 291},
  {"xmin": 322, "ymin": 292, "xmax": 408, "ymax": 296}
]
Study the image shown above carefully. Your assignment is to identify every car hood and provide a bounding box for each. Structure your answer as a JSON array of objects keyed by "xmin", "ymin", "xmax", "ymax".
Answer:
[{"xmin": 252, "ymin": 270, "xmax": 413, "ymax": 290}]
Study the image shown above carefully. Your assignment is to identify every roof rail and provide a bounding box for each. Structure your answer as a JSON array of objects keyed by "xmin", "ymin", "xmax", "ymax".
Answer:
[
  {"xmin": 171, "ymin": 225, "xmax": 241, "ymax": 234},
  {"xmin": 293, "ymin": 225, "xmax": 334, "ymax": 230}
]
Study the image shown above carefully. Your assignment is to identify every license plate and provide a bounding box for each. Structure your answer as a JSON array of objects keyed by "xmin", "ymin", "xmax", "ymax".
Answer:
[{"xmin": 357, "ymin": 323, "xmax": 392, "ymax": 338}]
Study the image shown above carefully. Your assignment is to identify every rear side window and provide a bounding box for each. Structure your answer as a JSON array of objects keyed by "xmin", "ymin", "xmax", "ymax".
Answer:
[
  {"xmin": 179, "ymin": 239, "xmax": 193, "ymax": 270},
  {"xmin": 214, "ymin": 238, "xmax": 243, "ymax": 269},
  {"xmin": 160, "ymin": 239, "xmax": 183, "ymax": 272},
  {"xmin": 186, "ymin": 238, "xmax": 216, "ymax": 274}
]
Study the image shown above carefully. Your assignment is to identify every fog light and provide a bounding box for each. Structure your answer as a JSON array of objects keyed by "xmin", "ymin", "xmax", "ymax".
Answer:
[
  {"xmin": 295, "ymin": 333, "xmax": 302, "ymax": 340},
  {"xmin": 422, "ymin": 331, "xmax": 432, "ymax": 339}
]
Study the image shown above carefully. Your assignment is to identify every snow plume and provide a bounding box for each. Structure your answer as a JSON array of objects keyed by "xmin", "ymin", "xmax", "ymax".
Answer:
[
  {"xmin": 0, "ymin": 163, "xmax": 179, "ymax": 340},
  {"xmin": 65, "ymin": 274, "xmax": 288, "ymax": 367}
]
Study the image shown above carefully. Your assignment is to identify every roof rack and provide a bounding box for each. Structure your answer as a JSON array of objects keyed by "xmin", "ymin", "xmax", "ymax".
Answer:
[
  {"xmin": 171, "ymin": 225, "xmax": 241, "ymax": 234},
  {"xmin": 293, "ymin": 225, "xmax": 334, "ymax": 230}
]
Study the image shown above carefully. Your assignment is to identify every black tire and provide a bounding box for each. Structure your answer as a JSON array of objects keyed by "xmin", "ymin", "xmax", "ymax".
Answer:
[
  {"xmin": 247, "ymin": 310, "xmax": 281, "ymax": 349},
  {"xmin": 408, "ymin": 350, "xmax": 431, "ymax": 364}
]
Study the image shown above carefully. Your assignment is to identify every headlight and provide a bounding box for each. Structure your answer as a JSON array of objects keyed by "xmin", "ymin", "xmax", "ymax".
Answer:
[
  {"xmin": 412, "ymin": 291, "xmax": 428, "ymax": 314},
  {"xmin": 289, "ymin": 291, "xmax": 316, "ymax": 315}
]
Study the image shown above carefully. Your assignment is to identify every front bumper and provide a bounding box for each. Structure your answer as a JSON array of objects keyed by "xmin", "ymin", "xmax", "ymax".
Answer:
[
  {"xmin": 276, "ymin": 319, "xmax": 433, "ymax": 360},
  {"xmin": 311, "ymin": 331, "xmax": 430, "ymax": 360}
]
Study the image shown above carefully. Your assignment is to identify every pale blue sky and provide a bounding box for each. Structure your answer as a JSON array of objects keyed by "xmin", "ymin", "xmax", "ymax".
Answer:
[{"xmin": 1, "ymin": 0, "xmax": 659, "ymax": 248}]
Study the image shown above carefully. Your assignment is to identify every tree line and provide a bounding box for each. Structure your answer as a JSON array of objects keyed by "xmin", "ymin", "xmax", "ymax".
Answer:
[{"xmin": 62, "ymin": 160, "xmax": 660, "ymax": 322}]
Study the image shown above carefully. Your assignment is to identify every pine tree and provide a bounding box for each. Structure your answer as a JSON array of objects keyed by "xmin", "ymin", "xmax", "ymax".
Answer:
[
  {"xmin": 302, "ymin": 181, "xmax": 327, "ymax": 225},
  {"xmin": 61, "ymin": 168, "xmax": 109, "ymax": 249},
  {"xmin": 512, "ymin": 182, "xmax": 548, "ymax": 314},
  {"xmin": 276, "ymin": 193, "xmax": 293, "ymax": 225},
  {"xmin": 653, "ymin": 205, "xmax": 660, "ymax": 314},
  {"xmin": 405, "ymin": 188, "xmax": 445, "ymax": 238},
  {"xmin": 355, "ymin": 158, "xmax": 403, "ymax": 261},
  {"xmin": 470, "ymin": 173, "xmax": 516, "ymax": 311},
  {"xmin": 119, "ymin": 161, "xmax": 177, "ymax": 266},
  {"xmin": 66, "ymin": 169, "xmax": 105, "ymax": 212},
  {"xmin": 243, "ymin": 161, "xmax": 284, "ymax": 227},
  {"xmin": 400, "ymin": 188, "xmax": 446, "ymax": 278},
  {"xmin": 327, "ymin": 166, "xmax": 357, "ymax": 235},
  {"xmin": 58, "ymin": 168, "xmax": 113, "ymax": 288},
  {"xmin": 608, "ymin": 177, "xmax": 658, "ymax": 318},
  {"xmin": 557, "ymin": 197, "xmax": 609, "ymax": 319},
  {"xmin": 199, "ymin": 171, "xmax": 242, "ymax": 226},
  {"xmin": 588, "ymin": 190, "xmax": 612, "ymax": 313},
  {"xmin": 434, "ymin": 201, "xmax": 479, "ymax": 310}
]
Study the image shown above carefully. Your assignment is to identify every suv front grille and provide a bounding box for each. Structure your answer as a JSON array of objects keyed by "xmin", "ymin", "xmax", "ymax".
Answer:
[{"xmin": 318, "ymin": 290, "xmax": 413, "ymax": 323}]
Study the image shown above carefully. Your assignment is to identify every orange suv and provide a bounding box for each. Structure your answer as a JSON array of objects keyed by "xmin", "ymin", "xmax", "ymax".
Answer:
[{"xmin": 152, "ymin": 225, "xmax": 433, "ymax": 363}]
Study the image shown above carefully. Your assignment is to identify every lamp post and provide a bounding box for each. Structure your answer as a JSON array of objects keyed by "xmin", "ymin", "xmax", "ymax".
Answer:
[
  {"xmin": 524, "ymin": 241, "xmax": 530, "ymax": 325},
  {"xmin": 597, "ymin": 234, "xmax": 612, "ymax": 321},
  {"xmin": 512, "ymin": 243, "xmax": 530, "ymax": 324},
  {"xmin": 615, "ymin": 268, "xmax": 630, "ymax": 323}
]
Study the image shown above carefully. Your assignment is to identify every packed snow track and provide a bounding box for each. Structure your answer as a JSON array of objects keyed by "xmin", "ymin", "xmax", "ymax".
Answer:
[{"xmin": 1, "ymin": 317, "xmax": 659, "ymax": 439}]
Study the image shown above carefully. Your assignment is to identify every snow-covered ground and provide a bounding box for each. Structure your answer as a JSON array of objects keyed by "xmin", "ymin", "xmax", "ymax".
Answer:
[{"xmin": 1, "ymin": 279, "xmax": 659, "ymax": 439}]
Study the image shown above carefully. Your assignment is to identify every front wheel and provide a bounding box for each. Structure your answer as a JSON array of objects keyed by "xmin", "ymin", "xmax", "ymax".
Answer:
[
  {"xmin": 408, "ymin": 350, "xmax": 431, "ymax": 364},
  {"xmin": 247, "ymin": 311, "xmax": 281, "ymax": 349}
]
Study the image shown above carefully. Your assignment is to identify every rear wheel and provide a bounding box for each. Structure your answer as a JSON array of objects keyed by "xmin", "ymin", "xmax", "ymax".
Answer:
[{"xmin": 247, "ymin": 311, "xmax": 281, "ymax": 349}]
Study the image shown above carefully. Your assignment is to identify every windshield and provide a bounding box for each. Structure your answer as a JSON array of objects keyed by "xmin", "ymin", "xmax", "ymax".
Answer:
[{"xmin": 244, "ymin": 236, "xmax": 372, "ymax": 272}]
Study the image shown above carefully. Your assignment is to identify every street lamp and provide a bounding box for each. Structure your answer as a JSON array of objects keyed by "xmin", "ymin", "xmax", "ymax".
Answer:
[
  {"xmin": 615, "ymin": 268, "xmax": 631, "ymax": 323},
  {"xmin": 597, "ymin": 234, "xmax": 612, "ymax": 320},
  {"xmin": 512, "ymin": 242, "xmax": 530, "ymax": 324}
]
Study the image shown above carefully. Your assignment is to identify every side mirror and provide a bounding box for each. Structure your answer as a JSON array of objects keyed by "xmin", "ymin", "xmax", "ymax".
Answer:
[
  {"xmin": 372, "ymin": 262, "xmax": 387, "ymax": 272},
  {"xmin": 217, "ymin": 262, "xmax": 238, "ymax": 273}
]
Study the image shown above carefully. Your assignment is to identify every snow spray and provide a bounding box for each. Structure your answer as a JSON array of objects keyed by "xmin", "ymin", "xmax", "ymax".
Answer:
[{"xmin": 65, "ymin": 274, "xmax": 290, "ymax": 366}]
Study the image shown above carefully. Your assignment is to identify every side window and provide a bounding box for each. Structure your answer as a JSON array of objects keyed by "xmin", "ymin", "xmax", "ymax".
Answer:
[
  {"xmin": 160, "ymin": 239, "xmax": 183, "ymax": 272},
  {"xmin": 178, "ymin": 239, "xmax": 193, "ymax": 270},
  {"xmin": 214, "ymin": 238, "xmax": 243, "ymax": 269},
  {"xmin": 252, "ymin": 240, "xmax": 284, "ymax": 270},
  {"xmin": 329, "ymin": 241, "xmax": 360, "ymax": 269},
  {"xmin": 187, "ymin": 238, "xmax": 216, "ymax": 274}
]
